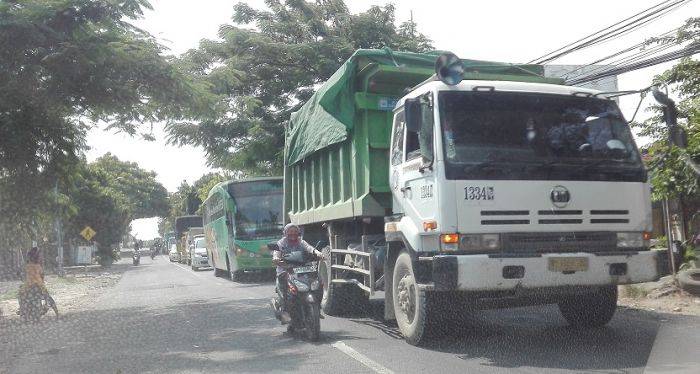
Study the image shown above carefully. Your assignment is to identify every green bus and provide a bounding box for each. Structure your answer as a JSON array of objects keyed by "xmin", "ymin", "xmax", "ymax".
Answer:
[{"xmin": 203, "ymin": 177, "xmax": 283, "ymax": 280}]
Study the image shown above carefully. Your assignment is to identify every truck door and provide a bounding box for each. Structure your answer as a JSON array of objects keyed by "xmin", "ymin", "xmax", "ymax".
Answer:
[{"xmin": 391, "ymin": 94, "xmax": 438, "ymax": 248}]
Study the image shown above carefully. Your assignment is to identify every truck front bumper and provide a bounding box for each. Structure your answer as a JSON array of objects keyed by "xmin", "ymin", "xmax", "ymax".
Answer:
[{"xmin": 431, "ymin": 251, "xmax": 659, "ymax": 292}]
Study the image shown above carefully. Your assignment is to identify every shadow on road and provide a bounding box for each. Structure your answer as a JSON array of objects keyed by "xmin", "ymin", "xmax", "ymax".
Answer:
[
  {"xmin": 1, "ymin": 296, "xmax": 362, "ymax": 373},
  {"xmin": 344, "ymin": 298, "xmax": 691, "ymax": 373}
]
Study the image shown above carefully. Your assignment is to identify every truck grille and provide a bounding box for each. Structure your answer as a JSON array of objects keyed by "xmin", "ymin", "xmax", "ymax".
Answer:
[
  {"xmin": 480, "ymin": 209, "xmax": 630, "ymax": 225},
  {"xmin": 501, "ymin": 231, "xmax": 618, "ymax": 254}
]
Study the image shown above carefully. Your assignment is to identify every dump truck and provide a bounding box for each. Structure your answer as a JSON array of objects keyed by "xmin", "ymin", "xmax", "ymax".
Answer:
[{"xmin": 284, "ymin": 49, "xmax": 661, "ymax": 345}]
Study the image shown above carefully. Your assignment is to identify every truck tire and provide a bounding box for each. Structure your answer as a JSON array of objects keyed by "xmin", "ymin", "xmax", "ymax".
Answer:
[
  {"xmin": 319, "ymin": 246, "xmax": 368, "ymax": 316},
  {"xmin": 392, "ymin": 252, "xmax": 431, "ymax": 346},
  {"xmin": 678, "ymin": 269, "xmax": 700, "ymax": 296},
  {"xmin": 558, "ymin": 285, "xmax": 617, "ymax": 328}
]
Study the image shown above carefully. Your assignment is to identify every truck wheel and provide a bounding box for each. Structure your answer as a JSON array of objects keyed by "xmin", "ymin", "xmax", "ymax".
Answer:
[
  {"xmin": 558, "ymin": 285, "xmax": 617, "ymax": 328},
  {"xmin": 393, "ymin": 252, "xmax": 430, "ymax": 346}
]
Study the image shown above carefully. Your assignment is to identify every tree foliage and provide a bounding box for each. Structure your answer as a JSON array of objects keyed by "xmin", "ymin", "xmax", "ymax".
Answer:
[
  {"xmin": 158, "ymin": 173, "xmax": 226, "ymax": 236},
  {"xmin": 167, "ymin": 0, "xmax": 433, "ymax": 174},
  {"xmin": 633, "ymin": 18, "xmax": 700, "ymax": 200},
  {"xmin": 63, "ymin": 154, "xmax": 169, "ymax": 258},
  {"xmin": 0, "ymin": 0, "xmax": 207, "ymax": 262}
]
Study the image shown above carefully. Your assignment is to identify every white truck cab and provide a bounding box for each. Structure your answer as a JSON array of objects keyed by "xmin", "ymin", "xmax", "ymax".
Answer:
[
  {"xmin": 384, "ymin": 77, "xmax": 658, "ymax": 344},
  {"xmin": 389, "ymin": 79, "xmax": 656, "ymax": 286}
]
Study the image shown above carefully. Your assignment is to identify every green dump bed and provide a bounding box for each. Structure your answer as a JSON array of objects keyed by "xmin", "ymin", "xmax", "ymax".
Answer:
[{"xmin": 284, "ymin": 49, "xmax": 551, "ymax": 225}]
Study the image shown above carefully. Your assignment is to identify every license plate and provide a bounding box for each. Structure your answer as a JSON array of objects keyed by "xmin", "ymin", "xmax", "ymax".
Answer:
[
  {"xmin": 548, "ymin": 257, "xmax": 588, "ymax": 272},
  {"xmin": 294, "ymin": 264, "xmax": 317, "ymax": 274}
]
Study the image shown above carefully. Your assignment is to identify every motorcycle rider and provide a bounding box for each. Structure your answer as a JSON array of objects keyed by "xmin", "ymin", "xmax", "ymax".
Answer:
[
  {"xmin": 272, "ymin": 223, "xmax": 322, "ymax": 323},
  {"xmin": 19, "ymin": 246, "xmax": 58, "ymax": 317}
]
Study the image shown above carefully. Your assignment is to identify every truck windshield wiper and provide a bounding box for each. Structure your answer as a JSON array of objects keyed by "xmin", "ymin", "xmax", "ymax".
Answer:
[
  {"xmin": 462, "ymin": 154, "xmax": 512, "ymax": 174},
  {"xmin": 576, "ymin": 158, "xmax": 627, "ymax": 173}
]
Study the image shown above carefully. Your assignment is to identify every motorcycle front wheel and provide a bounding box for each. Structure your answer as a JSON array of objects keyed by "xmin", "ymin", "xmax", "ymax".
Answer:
[{"xmin": 305, "ymin": 302, "xmax": 321, "ymax": 342}]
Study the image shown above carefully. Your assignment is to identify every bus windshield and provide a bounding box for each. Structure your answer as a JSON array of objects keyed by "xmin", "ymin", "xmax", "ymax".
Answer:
[
  {"xmin": 439, "ymin": 91, "xmax": 646, "ymax": 182},
  {"xmin": 228, "ymin": 180, "xmax": 284, "ymax": 239}
]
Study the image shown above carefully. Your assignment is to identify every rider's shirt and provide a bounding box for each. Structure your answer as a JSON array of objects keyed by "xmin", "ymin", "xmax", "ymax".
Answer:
[
  {"xmin": 274, "ymin": 237, "xmax": 316, "ymax": 275},
  {"xmin": 25, "ymin": 263, "xmax": 44, "ymax": 287}
]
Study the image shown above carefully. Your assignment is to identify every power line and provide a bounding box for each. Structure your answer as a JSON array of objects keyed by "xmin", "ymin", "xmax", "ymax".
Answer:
[
  {"xmin": 557, "ymin": 26, "xmax": 680, "ymax": 79},
  {"xmin": 566, "ymin": 43, "xmax": 700, "ymax": 85},
  {"xmin": 528, "ymin": 0, "xmax": 692, "ymax": 64}
]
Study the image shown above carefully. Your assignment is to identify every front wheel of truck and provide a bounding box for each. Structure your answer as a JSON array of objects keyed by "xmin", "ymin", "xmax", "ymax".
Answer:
[
  {"xmin": 558, "ymin": 285, "xmax": 618, "ymax": 328},
  {"xmin": 393, "ymin": 252, "xmax": 431, "ymax": 346}
]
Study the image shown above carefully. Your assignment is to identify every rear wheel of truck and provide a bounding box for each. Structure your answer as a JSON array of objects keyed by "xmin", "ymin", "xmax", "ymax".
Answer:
[
  {"xmin": 558, "ymin": 285, "xmax": 617, "ymax": 328},
  {"xmin": 393, "ymin": 252, "xmax": 431, "ymax": 346},
  {"xmin": 319, "ymin": 246, "xmax": 368, "ymax": 316}
]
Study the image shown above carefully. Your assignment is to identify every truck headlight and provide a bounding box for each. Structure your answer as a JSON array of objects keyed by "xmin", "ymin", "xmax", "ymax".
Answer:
[
  {"xmin": 617, "ymin": 232, "xmax": 647, "ymax": 248},
  {"xmin": 440, "ymin": 234, "xmax": 500, "ymax": 251}
]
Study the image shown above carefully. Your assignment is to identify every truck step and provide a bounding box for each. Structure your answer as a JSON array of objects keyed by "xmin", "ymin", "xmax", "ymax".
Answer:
[
  {"xmin": 331, "ymin": 264, "xmax": 371, "ymax": 276},
  {"xmin": 331, "ymin": 279, "xmax": 371, "ymax": 293}
]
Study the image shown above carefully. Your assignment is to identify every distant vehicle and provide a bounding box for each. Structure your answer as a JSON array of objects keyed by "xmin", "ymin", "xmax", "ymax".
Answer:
[
  {"xmin": 168, "ymin": 244, "xmax": 180, "ymax": 262},
  {"xmin": 190, "ymin": 236, "xmax": 210, "ymax": 271},
  {"xmin": 174, "ymin": 216, "xmax": 203, "ymax": 264},
  {"xmin": 181, "ymin": 227, "xmax": 204, "ymax": 265},
  {"xmin": 203, "ymin": 177, "xmax": 282, "ymax": 281}
]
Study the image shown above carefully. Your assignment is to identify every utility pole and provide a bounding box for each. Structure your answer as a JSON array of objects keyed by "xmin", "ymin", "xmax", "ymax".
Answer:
[{"xmin": 55, "ymin": 181, "xmax": 64, "ymax": 276}]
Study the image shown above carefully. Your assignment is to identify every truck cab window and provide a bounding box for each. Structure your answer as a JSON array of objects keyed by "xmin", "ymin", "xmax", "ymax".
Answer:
[
  {"xmin": 406, "ymin": 95, "xmax": 433, "ymax": 162},
  {"xmin": 391, "ymin": 111, "xmax": 405, "ymax": 166},
  {"xmin": 406, "ymin": 130, "xmax": 420, "ymax": 160}
]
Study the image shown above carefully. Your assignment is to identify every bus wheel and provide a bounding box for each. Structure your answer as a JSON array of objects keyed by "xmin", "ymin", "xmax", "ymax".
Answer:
[
  {"xmin": 230, "ymin": 270, "xmax": 243, "ymax": 282},
  {"xmin": 226, "ymin": 256, "xmax": 242, "ymax": 282},
  {"xmin": 393, "ymin": 252, "xmax": 431, "ymax": 346},
  {"xmin": 214, "ymin": 268, "xmax": 226, "ymax": 277}
]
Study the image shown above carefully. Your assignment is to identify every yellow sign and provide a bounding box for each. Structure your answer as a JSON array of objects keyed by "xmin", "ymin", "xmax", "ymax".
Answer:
[{"xmin": 80, "ymin": 226, "xmax": 96, "ymax": 241}]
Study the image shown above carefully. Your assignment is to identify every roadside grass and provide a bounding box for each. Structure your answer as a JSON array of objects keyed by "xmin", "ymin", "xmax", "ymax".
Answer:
[
  {"xmin": 0, "ymin": 288, "xmax": 18, "ymax": 301},
  {"xmin": 622, "ymin": 285, "xmax": 650, "ymax": 299}
]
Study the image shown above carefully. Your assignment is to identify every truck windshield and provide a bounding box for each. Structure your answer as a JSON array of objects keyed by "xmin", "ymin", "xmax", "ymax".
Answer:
[{"xmin": 439, "ymin": 91, "xmax": 646, "ymax": 182}]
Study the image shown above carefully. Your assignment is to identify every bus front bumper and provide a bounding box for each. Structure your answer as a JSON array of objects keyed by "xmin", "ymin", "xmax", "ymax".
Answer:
[{"xmin": 431, "ymin": 251, "xmax": 659, "ymax": 292}]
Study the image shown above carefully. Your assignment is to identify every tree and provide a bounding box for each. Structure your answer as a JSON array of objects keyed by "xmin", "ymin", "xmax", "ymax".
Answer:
[
  {"xmin": 158, "ymin": 173, "xmax": 227, "ymax": 236},
  {"xmin": 0, "ymin": 0, "xmax": 211, "ymax": 264},
  {"xmin": 167, "ymin": 0, "xmax": 433, "ymax": 174},
  {"xmin": 634, "ymin": 18, "xmax": 700, "ymax": 200},
  {"xmin": 64, "ymin": 155, "xmax": 170, "ymax": 261},
  {"xmin": 90, "ymin": 154, "xmax": 170, "ymax": 220}
]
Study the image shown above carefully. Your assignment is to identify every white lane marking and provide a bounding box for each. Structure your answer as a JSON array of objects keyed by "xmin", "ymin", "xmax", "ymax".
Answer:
[{"xmin": 331, "ymin": 341, "xmax": 394, "ymax": 374}]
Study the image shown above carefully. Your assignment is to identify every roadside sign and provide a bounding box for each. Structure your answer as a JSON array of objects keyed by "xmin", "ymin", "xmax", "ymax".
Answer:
[{"xmin": 80, "ymin": 226, "xmax": 96, "ymax": 241}]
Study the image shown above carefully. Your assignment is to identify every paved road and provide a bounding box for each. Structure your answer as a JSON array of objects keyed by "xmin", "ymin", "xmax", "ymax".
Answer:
[{"xmin": 2, "ymin": 256, "xmax": 699, "ymax": 373}]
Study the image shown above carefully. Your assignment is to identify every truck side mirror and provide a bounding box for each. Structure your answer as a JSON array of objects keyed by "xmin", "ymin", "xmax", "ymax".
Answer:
[
  {"xmin": 405, "ymin": 98, "xmax": 421, "ymax": 133},
  {"xmin": 652, "ymin": 87, "xmax": 686, "ymax": 149}
]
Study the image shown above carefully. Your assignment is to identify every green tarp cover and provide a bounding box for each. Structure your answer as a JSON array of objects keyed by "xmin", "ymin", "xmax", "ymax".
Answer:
[{"xmin": 286, "ymin": 49, "xmax": 550, "ymax": 165}]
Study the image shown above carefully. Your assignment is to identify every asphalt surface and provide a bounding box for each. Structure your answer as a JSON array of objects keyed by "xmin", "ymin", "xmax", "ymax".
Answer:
[{"xmin": 2, "ymin": 255, "xmax": 699, "ymax": 374}]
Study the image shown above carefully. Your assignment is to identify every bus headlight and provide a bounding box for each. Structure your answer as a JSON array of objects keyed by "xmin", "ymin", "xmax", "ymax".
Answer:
[{"xmin": 617, "ymin": 232, "xmax": 648, "ymax": 248}]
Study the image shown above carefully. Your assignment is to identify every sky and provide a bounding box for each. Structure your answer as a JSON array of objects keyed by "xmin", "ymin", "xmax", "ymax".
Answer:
[{"xmin": 90, "ymin": 0, "xmax": 698, "ymax": 239}]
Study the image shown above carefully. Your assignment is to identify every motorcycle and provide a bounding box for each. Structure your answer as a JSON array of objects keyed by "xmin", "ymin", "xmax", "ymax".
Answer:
[
  {"xmin": 150, "ymin": 250, "xmax": 156, "ymax": 260},
  {"xmin": 269, "ymin": 244, "xmax": 323, "ymax": 341},
  {"xmin": 133, "ymin": 250, "xmax": 140, "ymax": 265},
  {"xmin": 17, "ymin": 285, "xmax": 57, "ymax": 322}
]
